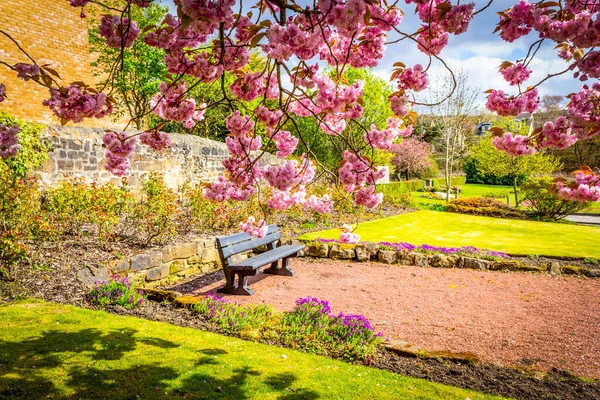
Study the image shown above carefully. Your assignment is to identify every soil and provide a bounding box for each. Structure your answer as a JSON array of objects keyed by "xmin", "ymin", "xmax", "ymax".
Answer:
[{"xmin": 176, "ymin": 258, "xmax": 600, "ymax": 380}]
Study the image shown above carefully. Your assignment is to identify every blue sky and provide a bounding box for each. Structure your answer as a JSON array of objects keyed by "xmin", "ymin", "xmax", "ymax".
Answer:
[{"xmin": 158, "ymin": 0, "xmax": 581, "ymax": 109}]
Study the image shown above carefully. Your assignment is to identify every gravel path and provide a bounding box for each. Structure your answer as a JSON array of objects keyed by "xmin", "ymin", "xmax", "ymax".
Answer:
[{"xmin": 198, "ymin": 258, "xmax": 600, "ymax": 379}]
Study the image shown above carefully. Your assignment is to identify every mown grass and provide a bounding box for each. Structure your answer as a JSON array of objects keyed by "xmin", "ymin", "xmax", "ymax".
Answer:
[
  {"xmin": 0, "ymin": 300, "xmax": 508, "ymax": 400},
  {"xmin": 301, "ymin": 210, "xmax": 600, "ymax": 258},
  {"xmin": 411, "ymin": 184, "xmax": 515, "ymax": 208}
]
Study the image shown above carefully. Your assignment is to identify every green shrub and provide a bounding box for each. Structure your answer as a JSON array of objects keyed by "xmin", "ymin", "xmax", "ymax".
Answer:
[
  {"xmin": 43, "ymin": 179, "xmax": 97, "ymax": 238},
  {"xmin": 0, "ymin": 112, "xmax": 47, "ymax": 180},
  {"xmin": 521, "ymin": 177, "xmax": 589, "ymax": 221},
  {"xmin": 446, "ymin": 197, "xmax": 525, "ymax": 219},
  {"xmin": 88, "ymin": 275, "xmax": 146, "ymax": 308},
  {"xmin": 464, "ymin": 157, "xmax": 526, "ymax": 186},
  {"xmin": 124, "ymin": 173, "xmax": 179, "ymax": 246}
]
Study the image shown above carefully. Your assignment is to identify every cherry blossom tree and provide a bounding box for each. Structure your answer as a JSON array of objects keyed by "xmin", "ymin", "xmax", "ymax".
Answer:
[
  {"xmin": 0, "ymin": 0, "xmax": 599, "ymax": 237},
  {"xmin": 390, "ymin": 137, "xmax": 434, "ymax": 180}
]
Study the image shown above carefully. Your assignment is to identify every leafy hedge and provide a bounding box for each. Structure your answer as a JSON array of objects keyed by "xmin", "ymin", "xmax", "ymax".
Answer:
[
  {"xmin": 464, "ymin": 157, "xmax": 527, "ymax": 186},
  {"xmin": 377, "ymin": 176, "xmax": 467, "ymax": 194}
]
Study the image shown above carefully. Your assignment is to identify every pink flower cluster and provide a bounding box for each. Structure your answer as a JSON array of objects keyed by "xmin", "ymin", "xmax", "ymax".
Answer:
[
  {"xmin": 338, "ymin": 151, "xmax": 385, "ymax": 208},
  {"xmin": 263, "ymin": 156, "xmax": 315, "ymax": 192},
  {"xmin": 556, "ymin": 172, "xmax": 600, "ymax": 203},
  {"xmin": 270, "ymin": 129, "xmax": 298, "ymax": 159},
  {"xmin": 102, "ymin": 131, "xmax": 136, "ymax": 176},
  {"xmin": 0, "ymin": 83, "xmax": 6, "ymax": 103},
  {"xmin": 500, "ymin": 63, "xmax": 532, "ymax": 86},
  {"xmin": 240, "ymin": 216, "xmax": 268, "ymax": 238},
  {"xmin": 538, "ymin": 117, "xmax": 578, "ymax": 150},
  {"xmin": 305, "ymin": 194, "xmax": 333, "ymax": 214},
  {"xmin": 230, "ymin": 72, "xmax": 275, "ymax": 102},
  {"xmin": 43, "ymin": 84, "xmax": 113, "ymax": 123},
  {"xmin": 150, "ymin": 82, "xmax": 205, "ymax": 128},
  {"xmin": 574, "ymin": 51, "xmax": 600, "ymax": 81},
  {"xmin": 492, "ymin": 132, "xmax": 536, "ymax": 156},
  {"xmin": 99, "ymin": 15, "xmax": 139, "ymax": 48},
  {"xmin": 69, "ymin": 0, "xmax": 89, "ymax": 6},
  {"xmin": 0, "ymin": 124, "xmax": 20, "ymax": 159},
  {"xmin": 140, "ymin": 131, "xmax": 171, "ymax": 151},
  {"xmin": 567, "ymin": 83, "xmax": 600, "ymax": 140},
  {"xmin": 176, "ymin": 0, "xmax": 236, "ymax": 35},
  {"xmin": 144, "ymin": 14, "xmax": 206, "ymax": 51},
  {"xmin": 203, "ymin": 176, "xmax": 255, "ymax": 202},
  {"xmin": 339, "ymin": 224, "xmax": 360, "ymax": 244},
  {"xmin": 15, "ymin": 63, "xmax": 40, "ymax": 81},
  {"xmin": 364, "ymin": 118, "xmax": 412, "ymax": 150},
  {"xmin": 390, "ymin": 95, "xmax": 410, "ymax": 117},
  {"xmin": 267, "ymin": 186, "xmax": 307, "ymax": 210},
  {"xmin": 397, "ymin": 64, "xmax": 428, "ymax": 92},
  {"xmin": 440, "ymin": 3, "xmax": 475, "ymax": 35},
  {"xmin": 255, "ymin": 106, "xmax": 282, "ymax": 128},
  {"xmin": 486, "ymin": 88, "xmax": 539, "ymax": 116}
]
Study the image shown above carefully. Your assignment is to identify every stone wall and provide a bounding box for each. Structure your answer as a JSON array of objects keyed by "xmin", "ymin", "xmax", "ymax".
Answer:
[
  {"xmin": 78, "ymin": 237, "xmax": 223, "ymax": 286},
  {"xmin": 36, "ymin": 125, "xmax": 278, "ymax": 192},
  {"xmin": 0, "ymin": 0, "xmax": 106, "ymax": 127}
]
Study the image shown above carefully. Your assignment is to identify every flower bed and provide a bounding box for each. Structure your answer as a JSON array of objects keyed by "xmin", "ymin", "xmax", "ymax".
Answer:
[{"xmin": 192, "ymin": 294, "xmax": 382, "ymax": 361}]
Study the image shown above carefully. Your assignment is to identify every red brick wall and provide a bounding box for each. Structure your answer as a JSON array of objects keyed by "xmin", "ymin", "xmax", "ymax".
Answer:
[{"xmin": 0, "ymin": 0, "xmax": 103, "ymax": 126}]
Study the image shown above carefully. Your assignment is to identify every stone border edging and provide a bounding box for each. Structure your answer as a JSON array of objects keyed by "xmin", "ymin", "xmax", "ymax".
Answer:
[{"xmin": 287, "ymin": 240, "xmax": 600, "ymax": 278}]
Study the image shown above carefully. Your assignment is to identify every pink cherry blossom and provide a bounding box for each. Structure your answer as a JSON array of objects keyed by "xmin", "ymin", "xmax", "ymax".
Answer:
[
  {"xmin": 537, "ymin": 117, "xmax": 578, "ymax": 150},
  {"xmin": 440, "ymin": 3, "xmax": 475, "ymax": 35},
  {"xmin": 339, "ymin": 224, "xmax": 360, "ymax": 244},
  {"xmin": 14, "ymin": 63, "xmax": 40, "ymax": 81},
  {"xmin": 0, "ymin": 83, "xmax": 6, "ymax": 103},
  {"xmin": 43, "ymin": 84, "xmax": 113, "ymax": 123},
  {"xmin": 492, "ymin": 132, "xmax": 536, "ymax": 156},
  {"xmin": 397, "ymin": 64, "xmax": 428, "ymax": 92},
  {"xmin": 486, "ymin": 88, "xmax": 539, "ymax": 116},
  {"xmin": 99, "ymin": 15, "xmax": 139, "ymax": 48},
  {"xmin": 500, "ymin": 63, "xmax": 532, "ymax": 86},
  {"xmin": 140, "ymin": 131, "xmax": 171, "ymax": 151},
  {"xmin": 0, "ymin": 124, "xmax": 20, "ymax": 159},
  {"xmin": 305, "ymin": 194, "xmax": 333, "ymax": 214},
  {"xmin": 150, "ymin": 81, "xmax": 205, "ymax": 128},
  {"xmin": 270, "ymin": 129, "xmax": 298, "ymax": 159},
  {"xmin": 390, "ymin": 95, "xmax": 410, "ymax": 117},
  {"xmin": 102, "ymin": 131, "xmax": 137, "ymax": 176},
  {"xmin": 240, "ymin": 216, "xmax": 268, "ymax": 238}
]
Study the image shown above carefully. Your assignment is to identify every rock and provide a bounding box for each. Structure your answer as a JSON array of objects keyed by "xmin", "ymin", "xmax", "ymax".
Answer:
[
  {"xmin": 550, "ymin": 262, "xmax": 562, "ymax": 276},
  {"xmin": 429, "ymin": 254, "xmax": 452, "ymax": 268},
  {"xmin": 329, "ymin": 244, "xmax": 356, "ymax": 260},
  {"xmin": 108, "ymin": 258, "xmax": 130, "ymax": 273},
  {"xmin": 77, "ymin": 266, "xmax": 110, "ymax": 285},
  {"xmin": 384, "ymin": 340, "xmax": 421, "ymax": 357},
  {"xmin": 196, "ymin": 238, "xmax": 216, "ymax": 250},
  {"xmin": 130, "ymin": 251, "xmax": 162, "ymax": 271},
  {"xmin": 377, "ymin": 250, "xmax": 396, "ymax": 264},
  {"xmin": 146, "ymin": 265, "xmax": 170, "ymax": 281},
  {"xmin": 463, "ymin": 257, "xmax": 491, "ymax": 270},
  {"xmin": 169, "ymin": 259, "xmax": 188, "ymax": 274},
  {"xmin": 490, "ymin": 260, "xmax": 522, "ymax": 271},
  {"xmin": 354, "ymin": 242, "xmax": 379, "ymax": 261},
  {"xmin": 412, "ymin": 253, "xmax": 430, "ymax": 267},
  {"xmin": 198, "ymin": 247, "xmax": 220, "ymax": 263},
  {"xmin": 162, "ymin": 243, "xmax": 198, "ymax": 263},
  {"xmin": 396, "ymin": 253, "xmax": 412, "ymax": 265},
  {"xmin": 307, "ymin": 243, "xmax": 329, "ymax": 258},
  {"xmin": 588, "ymin": 269, "xmax": 600, "ymax": 278}
]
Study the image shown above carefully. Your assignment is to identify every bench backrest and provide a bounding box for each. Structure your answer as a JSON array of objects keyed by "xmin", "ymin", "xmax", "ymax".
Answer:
[{"xmin": 216, "ymin": 224, "xmax": 280, "ymax": 266}]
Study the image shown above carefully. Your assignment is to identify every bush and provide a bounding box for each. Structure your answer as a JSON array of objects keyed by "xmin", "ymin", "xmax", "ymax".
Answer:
[
  {"xmin": 88, "ymin": 275, "xmax": 146, "ymax": 308},
  {"xmin": 446, "ymin": 197, "xmax": 526, "ymax": 219},
  {"xmin": 521, "ymin": 177, "xmax": 589, "ymax": 220},
  {"xmin": 464, "ymin": 157, "xmax": 527, "ymax": 186},
  {"xmin": 124, "ymin": 173, "xmax": 179, "ymax": 246},
  {"xmin": 0, "ymin": 112, "xmax": 47, "ymax": 180}
]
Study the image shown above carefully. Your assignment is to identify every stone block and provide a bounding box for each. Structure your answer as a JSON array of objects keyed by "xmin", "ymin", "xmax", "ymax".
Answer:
[
  {"xmin": 130, "ymin": 251, "xmax": 162, "ymax": 271},
  {"xmin": 169, "ymin": 259, "xmax": 189, "ymax": 274},
  {"xmin": 396, "ymin": 253, "xmax": 413, "ymax": 265},
  {"xmin": 199, "ymin": 248, "xmax": 220, "ymax": 263},
  {"xmin": 549, "ymin": 262, "xmax": 561, "ymax": 276},
  {"xmin": 110, "ymin": 258, "xmax": 130, "ymax": 273},
  {"xmin": 162, "ymin": 242, "xmax": 198, "ymax": 263},
  {"xmin": 489, "ymin": 260, "xmax": 520, "ymax": 271},
  {"xmin": 355, "ymin": 243, "xmax": 378, "ymax": 261},
  {"xmin": 329, "ymin": 244, "xmax": 356, "ymax": 260},
  {"xmin": 146, "ymin": 265, "xmax": 170, "ymax": 281},
  {"xmin": 412, "ymin": 253, "xmax": 430, "ymax": 267},
  {"xmin": 77, "ymin": 266, "xmax": 110, "ymax": 285},
  {"xmin": 384, "ymin": 340, "xmax": 421, "ymax": 357},
  {"xmin": 463, "ymin": 257, "xmax": 491, "ymax": 270},
  {"xmin": 377, "ymin": 250, "xmax": 396, "ymax": 264},
  {"xmin": 307, "ymin": 243, "xmax": 329, "ymax": 258}
]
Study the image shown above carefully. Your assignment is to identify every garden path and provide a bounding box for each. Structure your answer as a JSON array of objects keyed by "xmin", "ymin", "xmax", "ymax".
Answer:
[{"xmin": 198, "ymin": 259, "xmax": 600, "ymax": 379}]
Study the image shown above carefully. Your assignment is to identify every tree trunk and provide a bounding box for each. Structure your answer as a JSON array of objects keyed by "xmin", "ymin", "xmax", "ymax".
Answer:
[
  {"xmin": 134, "ymin": 117, "xmax": 142, "ymax": 131},
  {"xmin": 405, "ymin": 170, "xmax": 409, "ymax": 181},
  {"xmin": 513, "ymin": 176, "xmax": 519, "ymax": 207}
]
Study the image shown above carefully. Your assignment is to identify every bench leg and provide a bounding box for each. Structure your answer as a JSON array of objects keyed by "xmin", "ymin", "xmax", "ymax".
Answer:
[
  {"xmin": 264, "ymin": 254, "xmax": 295, "ymax": 277},
  {"xmin": 216, "ymin": 268, "xmax": 235, "ymax": 295},
  {"xmin": 233, "ymin": 269, "xmax": 257, "ymax": 296}
]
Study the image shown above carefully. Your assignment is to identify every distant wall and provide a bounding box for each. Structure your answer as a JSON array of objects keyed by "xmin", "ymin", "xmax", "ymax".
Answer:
[{"xmin": 36, "ymin": 126, "xmax": 277, "ymax": 191}]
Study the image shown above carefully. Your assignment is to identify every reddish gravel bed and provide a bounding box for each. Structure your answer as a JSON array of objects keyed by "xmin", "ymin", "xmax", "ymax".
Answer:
[{"xmin": 198, "ymin": 258, "xmax": 600, "ymax": 379}]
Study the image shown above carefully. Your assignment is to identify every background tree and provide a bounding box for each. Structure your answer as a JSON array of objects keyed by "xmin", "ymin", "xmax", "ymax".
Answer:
[
  {"xmin": 390, "ymin": 138, "xmax": 436, "ymax": 180},
  {"xmin": 422, "ymin": 69, "xmax": 479, "ymax": 201},
  {"xmin": 470, "ymin": 130, "xmax": 561, "ymax": 206},
  {"xmin": 89, "ymin": 2, "xmax": 167, "ymax": 130}
]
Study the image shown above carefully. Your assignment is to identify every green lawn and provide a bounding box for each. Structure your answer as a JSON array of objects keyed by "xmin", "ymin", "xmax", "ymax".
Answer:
[
  {"xmin": 301, "ymin": 210, "xmax": 600, "ymax": 258},
  {"xmin": 0, "ymin": 300, "xmax": 507, "ymax": 400}
]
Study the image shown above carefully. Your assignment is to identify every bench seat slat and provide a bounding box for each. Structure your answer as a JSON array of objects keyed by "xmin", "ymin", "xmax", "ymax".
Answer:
[
  {"xmin": 219, "ymin": 231, "xmax": 281, "ymax": 260},
  {"xmin": 229, "ymin": 244, "xmax": 304, "ymax": 270},
  {"xmin": 216, "ymin": 224, "xmax": 278, "ymax": 248}
]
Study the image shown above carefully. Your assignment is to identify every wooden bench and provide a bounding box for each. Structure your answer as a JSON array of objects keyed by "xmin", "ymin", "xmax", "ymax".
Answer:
[{"xmin": 215, "ymin": 225, "xmax": 304, "ymax": 296}]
